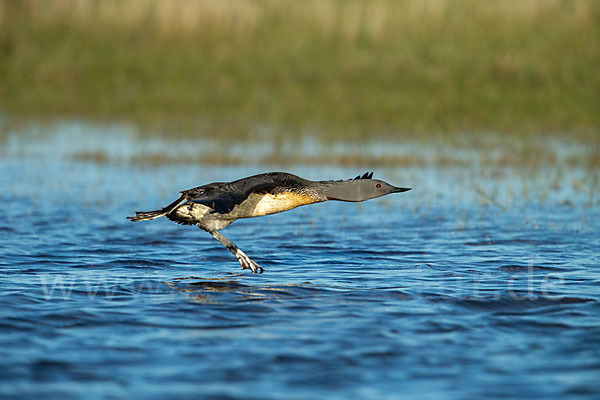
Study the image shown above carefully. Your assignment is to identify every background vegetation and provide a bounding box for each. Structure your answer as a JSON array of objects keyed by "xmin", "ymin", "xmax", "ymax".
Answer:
[{"xmin": 1, "ymin": 0, "xmax": 599, "ymax": 143}]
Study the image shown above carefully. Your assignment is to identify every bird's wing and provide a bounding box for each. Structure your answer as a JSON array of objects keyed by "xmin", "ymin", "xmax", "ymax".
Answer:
[{"xmin": 184, "ymin": 181, "xmax": 279, "ymax": 214}]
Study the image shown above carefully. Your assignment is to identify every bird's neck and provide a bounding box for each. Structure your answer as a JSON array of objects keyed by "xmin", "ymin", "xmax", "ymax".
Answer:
[{"xmin": 317, "ymin": 181, "xmax": 366, "ymax": 202}]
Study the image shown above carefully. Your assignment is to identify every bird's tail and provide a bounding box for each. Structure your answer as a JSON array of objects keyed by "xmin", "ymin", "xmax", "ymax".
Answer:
[{"xmin": 128, "ymin": 194, "xmax": 188, "ymax": 222}]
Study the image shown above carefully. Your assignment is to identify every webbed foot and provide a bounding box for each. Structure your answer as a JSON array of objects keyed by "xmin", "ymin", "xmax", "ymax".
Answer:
[{"xmin": 236, "ymin": 251, "xmax": 264, "ymax": 274}]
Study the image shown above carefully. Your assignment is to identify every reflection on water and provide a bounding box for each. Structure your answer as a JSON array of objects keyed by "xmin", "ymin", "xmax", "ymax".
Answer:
[
  {"xmin": 0, "ymin": 124, "xmax": 599, "ymax": 399},
  {"xmin": 167, "ymin": 277, "xmax": 317, "ymax": 304},
  {"xmin": 3, "ymin": 119, "xmax": 597, "ymax": 168}
]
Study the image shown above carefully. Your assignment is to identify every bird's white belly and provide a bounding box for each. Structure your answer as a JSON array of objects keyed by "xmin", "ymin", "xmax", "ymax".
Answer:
[
  {"xmin": 172, "ymin": 203, "xmax": 210, "ymax": 220},
  {"xmin": 172, "ymin": 192, "xmax": 320, "ymax": 231},
  {"xmin": 172, "ymin": 203, "xmax": 233, "ymax": 231},
  {"xmin": 245, "ymin": 192, "xmax": 320, "ymax": 217}
]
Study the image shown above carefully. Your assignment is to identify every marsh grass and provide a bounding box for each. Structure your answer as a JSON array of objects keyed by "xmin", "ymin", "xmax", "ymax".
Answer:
[
  {"xmin": 1, "ymin": 0, "xmax": 599, "ymax": 143},
  {"xmin": 67, "ymin": 133, "xmax": 599, "ymax": 169}
]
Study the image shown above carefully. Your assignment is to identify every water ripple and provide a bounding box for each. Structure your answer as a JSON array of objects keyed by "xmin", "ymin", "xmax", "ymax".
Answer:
[{"xmin": 1, "ymin": 159, "xmax": 599, "ymax": 399}]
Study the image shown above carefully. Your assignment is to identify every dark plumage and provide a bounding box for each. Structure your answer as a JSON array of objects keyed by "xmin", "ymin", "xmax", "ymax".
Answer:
[
  {"xmin": 129, "ymin": 172, "xmax": 410, "ymax": 273},
  {"xmin": 183, "ymin": 172, "xmax": 310, "ymax": 214}
]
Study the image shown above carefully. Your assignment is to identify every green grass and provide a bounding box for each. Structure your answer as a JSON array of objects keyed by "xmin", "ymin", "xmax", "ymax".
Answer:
[{"xmin": 1, "ymin": 0, "xmax": 600, "ymax": 142}]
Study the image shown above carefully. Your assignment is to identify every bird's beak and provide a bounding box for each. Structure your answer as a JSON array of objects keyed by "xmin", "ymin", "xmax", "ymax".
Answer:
[{"xmin": 392, "ymin": 187, "xmax": 411, "ymax": 193}]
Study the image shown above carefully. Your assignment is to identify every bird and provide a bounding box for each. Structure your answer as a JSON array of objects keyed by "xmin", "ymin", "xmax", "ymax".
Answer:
[{"xmin": 128, "ymin": 171, "xmax": 410, "ymax": 273}]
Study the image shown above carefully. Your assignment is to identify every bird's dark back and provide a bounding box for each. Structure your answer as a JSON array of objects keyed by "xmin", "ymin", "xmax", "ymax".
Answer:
[
  {"xmin": 183, "ymin": 172, "xmax": 312, "ymax": 214},
  {"xmin": 185, "ymin": 172, "xmax": 308, "ymax": 196}
]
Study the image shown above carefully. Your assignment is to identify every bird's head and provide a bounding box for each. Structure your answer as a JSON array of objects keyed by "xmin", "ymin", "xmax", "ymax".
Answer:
[{"xmin": 323, "ymin": 173, "xmax": 411, "ymax": 202}]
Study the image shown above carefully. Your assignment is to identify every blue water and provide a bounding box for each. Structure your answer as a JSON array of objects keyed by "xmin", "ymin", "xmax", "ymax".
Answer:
[{"xmin": 1, "ymin": 128, "xmax": 599, "ymax": 399}]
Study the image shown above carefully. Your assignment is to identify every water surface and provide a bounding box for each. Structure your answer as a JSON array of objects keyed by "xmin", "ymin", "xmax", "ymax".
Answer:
[{"xmin": 1, "ymin": 128, "xmax": 599, "ymax": 399}]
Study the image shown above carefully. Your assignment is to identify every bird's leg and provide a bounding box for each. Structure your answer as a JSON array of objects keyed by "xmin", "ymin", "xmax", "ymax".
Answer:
[{"xmin": 208, "ymin": 231, "xmax": 263, "ymax": 274}]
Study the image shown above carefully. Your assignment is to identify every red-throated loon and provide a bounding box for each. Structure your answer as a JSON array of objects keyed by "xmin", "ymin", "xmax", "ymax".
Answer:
[{"xmin": 128, "ymin": 172, "xmax": 410, "ymax": 273}]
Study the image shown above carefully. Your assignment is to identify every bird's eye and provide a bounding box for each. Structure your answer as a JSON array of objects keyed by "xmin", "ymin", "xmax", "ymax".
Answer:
[{"xmin": 376, "ymin": 184, "xmax": 381, "ymax": 188}]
